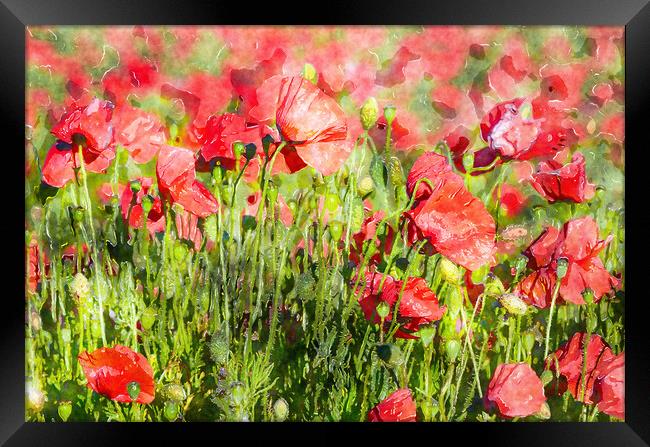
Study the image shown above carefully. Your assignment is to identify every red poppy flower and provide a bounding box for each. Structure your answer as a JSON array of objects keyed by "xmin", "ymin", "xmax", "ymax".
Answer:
[
  {"xmin": 42, "ymin": 141, "xmax": 116, "ymax": 188},
  {"xmin": 516, "ymin": 217, "xmax": 619, "ymax": 307},
  {"xmin": 78, "ymin": 345, "xmax": 155, "ymax": 404},
  {"xmin": 197, "ymin": 113, "xmax": 273, "ymax": 171},
  {"xmin": 174, "ymin": 208, "xmax": 203, "ymax": 251},
  {"xmin": 51, "ymin": 98, "xmax": 115, "ymax": 153},
  {"xmin": 530, "ymin": 152, "xmax": 595, "ymax": 203},
  {"xmin": 404, "ymin": 152, "xmax": 496, "ymax": 271},
  {"xmin": 120, "ymin": 178, "xmax": 166, "ymax": 234},
  {"xmin": 485, "ymin": 363, "xmax": 547, "ymax": 418},
  {"xmin": 367, "ymin": 388, "xmax": 417, "ymax": 422},
  {"xmin": 350, "ymin": 210, "xmax": 395, "ymax": 266},
  {"xmin": 480, "ymin": 98, "xmax": 577, "ymax": 161},
  {"xmin": 114, "ymin": 105, "xmax": 167, "ymax": 164},
  {"xmin": 359, "ymin": 271, "xmax": 446, "ymax": 339},
  {"xmin": 273, "ymin": 76, "xmax": 353, "ymax": 176},
  {"xmin": 156, "ymin": 145, "xmax": 219, "ymax": 218},
  {"xmin": 495, "ymin": 184, "xmax": 527, "ymax": 218},
  {"xmin": 27, "ymin": 239, "xmax": 40, "ymax": 293},
  {"xmin": 545, "ymin": 332, "xmax": 614, "ymax": 405},
  {"xmin": 593, "ymin": 352, "xmax": 625, "ymax": 419}
]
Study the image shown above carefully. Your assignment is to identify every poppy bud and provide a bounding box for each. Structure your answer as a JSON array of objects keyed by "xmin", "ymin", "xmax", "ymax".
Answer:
[
  {"xmin": 498, "ymin": 293, "xmax": 528, "ymax": 316},
  {"xmin": 165, "ymin": 383, "xmax": 186, "ymax": 402},
  {"xmin": 329, "ymin": 221, "xmax": 343, "ymax": 241},
  {"xmin": 232, "ymin": 141, "xmax": 245, "ymax": 159},
  {"xmin": 130, "ymin": 179, "xmax": 142, "ymax": 193},
  {"xmin": 141, "ymin": 194, "xmax": 154, "ymax": 214},
  {"xmin": 439, "ymin": 258, "xmax": 461, "ymax": 284},
  {"xmin": 535, "ymin": 402, "xmax": 551, "ymax": 420},
  {"xmin": 58, "ymin": 400, "xmax": 72, "ymax": 421},
  {"xmin": 387, "ymin": 156, "xmax": 405, "ymax": 187},
  {"xmin": 376, "ymin": 301, "xmax": 390, "ymax": 320},
  {"xmin": 209, "ymin": 331, "xmax": 229, "ymax": 364},
  {"xmin": 141, "ymin": 307, "xmax": 157, "ymax": 331},
  {"xmin": 73, "ymin": 206, "xmax": 85, "ymax": 223},
  {"xmin": 445, "ymin": 339, "xmax": 461, "ymax": 362},
  {"xmin": 70, "ymin": 273, "xmax": 90, "ymax": 302},
  {"xmin": 127, "ymin": 381, "xmax": 141, "ymax": 401},
  {"xmin": 556, "ymin": 257, "xmax": 569, "ymax": 279},
  {"xmin": 357, "ymin": 176, "xmax": 374, "ymax": 196},
  {"xmin": 523, "ymin": 331, "xmax": 535, "ymax": 352},
  {"xmin": 302, "ymin": 63, "xmax": 318, "ymax": 84},
  {"xmin": 582, "ymin": 288, "xmax": 595, "ymax": 305},
  {"xmin": 244, "ymin": 143, "xmax": 257, "ymax": 161},
  {"xmin": 164, "ymin": 401, "xmax": 179, "ymax": 421},
  {"xmin": 325, "ymin": 193, "xmax": 340, "ymax": 212},
  {"xmin": 377, "ymin": 343, "xmax": 404, "ymax": 368},
  {"xmin": 273, "ymin": 397, "xmax": 289, "ymax": 422},
  {"xmin": 230, "ymin": 382, "xmax": 246, "ymax": 406},
  {"xmin": 383, "ymin": 105, "xmax": 397, "ymax": 127},
  {"xmin": 360, "ymin": 97, "xmax": 379, "ymax": 130},
  {"xmin": 540, "ymin": 369, "xmax": 554, "ymax": 386}
]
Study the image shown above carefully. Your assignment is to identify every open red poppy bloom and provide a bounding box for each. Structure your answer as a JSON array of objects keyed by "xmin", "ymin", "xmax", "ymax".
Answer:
[
  {"xmin": 404, "ymin": 151, "xmax": 496, "ymax": 271},
  {"xmin": 516, "ymin": 217, "xmax": 619, "ymax": 307},
  {"xmin": 592, "ymin": 352, "xmax": 625, "ymax": 419},
  {"xmin": 444, "ymin": 126, "xmax": 500, "ymax": 176},
  {"xmin": 350, "ymin": 210, "xmax": 395, "ymax": 266},
  {"xmin": 272, "ymin": 76, "xmax": 353, "ymax": 176},
  {"xmin": 485, "ymin": 362, "xmax": 547, "ymax": 418},
  {"xmin": 51, "ymin": 98, "xmax": 115, "ymax": 153},
  {"xmin": 480, "ymin": 98, "xmax": 577, "ymax": 161},
  {"xmin": 530, "ymin": 152, "xmax": 596, "ymax": 203},
  {"xmin": 42, "ymin": 141, "xmax": 116, "ymax": 188},
  {"xmin": 196, "ymin": 113, "xmax": 273, "ymax": 173},
  {"xmin": 368, "ymin": 388, "xmax": 417, "ymax": 422},
  {"xmin": 114, "ymin": 105, "xmax": 167, "ymax": 164},
  {"xmin": 78, "ymin": 345, "xmax": 155, "ymax": 404},
  {"xmin": 359, "ymin": 271, "xmax": 446, "ymax": 339},
  {"xmin": 545, "ymin": 332, "xmax": 615, "ymax": 405},
  {"xmin": 156, "ymin": 145, "xmax": 219, "ymax": 218},
  {"xmin": 120, "ymin": 177, "xmax": 165, "ymax": 234}
]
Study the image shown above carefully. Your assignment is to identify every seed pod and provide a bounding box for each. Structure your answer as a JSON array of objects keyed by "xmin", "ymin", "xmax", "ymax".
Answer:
[
  {"xmin": 383, "ymin": 105, "xmax": 397, "ymax": 126},
  {"xmin": 232, "ymin": 141, "xmax": 245, "ymax": 159},
  {"xmin": 376, "ymin": 301, "xmax": 390, "ymax": 320},
  {"xmin": 58, "ymin": 401, "xmax": 72, "ymax": 422},
  {"xmin": 377, "ymin": 343, "xmax": 404, "ymax": 368},
  {"xmin": 129, "ymin": 179, "xmax": 142, "ymax": 193},
  {"xmin": 582, "ymin": 288, "xmax": 595, "ymax": 305},
  {"xmin": 127, "ymin": 381, "xmax": 141, "ymax": 401},
  {"xmin": 141, "ymin": 194, "xmax": 154, "ymax": 214},
  {"xmin": 498, "ymin": 293, "xmax": 528, "ymax": 316},
  {"xmin": 360, "ymin": 97, "xmax": 379, "ymax": 130},
  {"xmin": 556, "ymin": 257, "xmax": 569, "ymax": 279},
  {"xmin": 273, "ymin": 398, "xmax": 289, "ymax": 422}
]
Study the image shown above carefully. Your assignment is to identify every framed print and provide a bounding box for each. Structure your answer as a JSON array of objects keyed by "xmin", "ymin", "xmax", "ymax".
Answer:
[{"xmin": 3, "ymin": 0, "xmax": 650, "ymax": 444}]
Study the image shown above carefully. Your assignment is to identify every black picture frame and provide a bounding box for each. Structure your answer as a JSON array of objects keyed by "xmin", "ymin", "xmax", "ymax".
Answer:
[{"xmin": 4, "ymin": 0, "xmax": 649, "ymax": 445}]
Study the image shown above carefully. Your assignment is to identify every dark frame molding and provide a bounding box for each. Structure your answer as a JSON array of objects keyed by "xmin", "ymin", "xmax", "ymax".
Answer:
[{"xmin": 4, "ymin": 0, "xmax": 648, "ymax": 445}]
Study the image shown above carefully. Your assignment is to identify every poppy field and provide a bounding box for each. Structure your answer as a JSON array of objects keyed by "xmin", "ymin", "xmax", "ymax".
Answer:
[{"xmin": 25, "ymin": 26, "xmax": 625, "ymax": 422}]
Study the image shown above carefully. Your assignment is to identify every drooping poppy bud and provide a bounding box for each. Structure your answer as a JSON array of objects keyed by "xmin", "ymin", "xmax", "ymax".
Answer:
[{"xmin": 360, "ymin": 97, "xmax": 379, "ymax": 130}]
